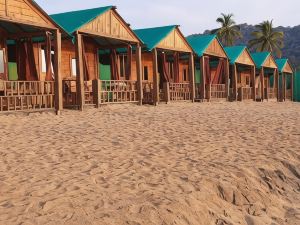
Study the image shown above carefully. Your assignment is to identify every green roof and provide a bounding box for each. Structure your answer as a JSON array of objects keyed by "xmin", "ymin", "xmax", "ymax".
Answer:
[
  {"xmin": 50, "ymin": 6, "xmax": 113, "ymax": 35},
  {"xmin": 134, "ymin": 25, "xmax": 177, "ymax": 51},
  {"xmin": 251, "ymin": 52, "xmax": 270, "ymax": 69},
  {"xmin": 276, "ymin": 58, "xmax": 289, "ymax": 73},
  {"xmin": 186, "ymin": 34, "xmax": 217, "ymax": 57},
  {"xmin": 224, "ymin": 46, "xmax": 247, "ymax": 65}
]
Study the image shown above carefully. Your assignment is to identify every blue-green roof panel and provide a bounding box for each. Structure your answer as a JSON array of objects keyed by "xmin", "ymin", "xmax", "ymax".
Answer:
[
  {"xmin": 50, "ymin": 6, "xmax": 113, "ymax": 35},
  {"xmin": 224, "ymin": 46, "xmax": 247, "ymax": 65},
  {"xmin": 276, "ymin": 59, "xmax": 288, "ymax": 73},
  {"xmin": 186, "ymin": 35, "xmax": 216, "ymax": 57},
  {"xmin": 251, "ymin": 52, "xmax": 270, "ymax": 69},
  {"xmin": 134, "ymin": 25, "xmax": 177, "ymax": 51}
]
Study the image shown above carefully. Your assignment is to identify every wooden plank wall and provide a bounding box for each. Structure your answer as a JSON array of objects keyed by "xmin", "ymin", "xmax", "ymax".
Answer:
[
  {"xmin": 0, "ymin": 0, "xmax": 55, "ymax": 28},
  {"xmin": 236, "ymin": 50, "xmax": 255, "ymax": 66},
  {"xmin": 61, "ymin": 39, "xmax": 98, "ymax": 80},
  {"xmin": 81, "ymin": 9, "xmax": 138, "ymax": 43},
  {"xmin": 157, "ymin": 29, "xmax": 192, "ymax": 53},
  {"xmin": 205, "ymin": 39, "xmax": 227, "ymax": 58}
]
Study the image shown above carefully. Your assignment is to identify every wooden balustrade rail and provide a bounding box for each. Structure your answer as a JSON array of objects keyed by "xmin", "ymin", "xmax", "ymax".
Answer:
[
  {"xmin": 0, "ymin": 80, "xmax": 55, "ymax": 112},
  {"xmin": 169, "ymin": 82, "xmax": 191, "ymax": 101},
  {"xmin": 210, "ymin": 84, "xmax": 226, "ymax": 99}
]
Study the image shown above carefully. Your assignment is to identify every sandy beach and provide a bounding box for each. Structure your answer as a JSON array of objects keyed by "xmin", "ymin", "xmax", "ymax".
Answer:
[{"xmin": 0, "ymin": 101, "xmax": 300, "ymax": 225}]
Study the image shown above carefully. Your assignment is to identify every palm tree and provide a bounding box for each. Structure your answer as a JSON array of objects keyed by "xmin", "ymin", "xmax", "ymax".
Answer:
[
  {"xmin": 211, "ymin": 13, "xmax": 242, "ymax": 46},
  {"xmin": 249, "ymin": 20, "xmax": 284, "ymax": 57}
]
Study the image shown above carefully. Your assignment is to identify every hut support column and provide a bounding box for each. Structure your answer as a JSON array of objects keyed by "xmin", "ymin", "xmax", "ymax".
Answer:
[
  {"xmin": 152, "ymin": 48, "xmax": 159, "ymax": 106},
  {"xmin": 189, "ymin": 53, "xmax": 195, "ymax": 102},
  {"xmin": 200, "ymin": 56, "xmax": 205, "ymax": 100},
  {"xmin": 54, "ymin": 30, "xmax": 62, "ymax": 114},
  {"xmin": 283, "ymin": 73, "xmax": 286, "ymax": 101},
  {"xmin": 291, "ymin": 73, "xmax": 294, "ymax": 101},
  {"xmin": 233, "ymin": 64, "xmax": 238, "ymax": 101},
  {"xmin": 75, "ymin": 32, "xmax": 85, "ymax": 111},
  {"xmin": 136, "ymin": 44, "xmax": 143, "ymax": 105},
  {"xmin": 260, "ymin": 67, "xmax": 264, "ymax": 102},
  {"xmin": 225, "ymin": 59, "xmax": 230, "ymax": 101},
  {"xmin": 251, "ymin": 66, "xmax": 256, "ymax": 101}
]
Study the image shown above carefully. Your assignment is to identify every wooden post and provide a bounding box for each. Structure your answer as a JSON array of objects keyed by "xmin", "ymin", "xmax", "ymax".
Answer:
[
  {"xmin": 283, "ymin": 73, "xmax": 286, "ymax": 101},
  {"xmin": 291, "ymin": 73, "xmax": 294, "ymax": 101},
  {"xmin": 54, "ymin": 30, "xmax": 63, "ymax": 114},
  {"xmin": 265, "ymin": 75, "xmax": 269, "ymax": 101},
  {"xmin": 92, "ymin": 79, "xmax": 100, "ymax": 108},
  {"xmin": 152, "ymin": 48, "xmax": 159, "ymax": 105},
  {"xmin": 189, "ymin": 52, "xmax": 195, "ymax": 102},
  {"xmin": 136, "ymin": 44, "xmax": 143, "ymax": 105},
  {"xmin": 225, "ymin": 59, "xmax": 230, "ymax": 101},
  {"xmin": 251, "ymin": 66, "xmax": 256, "ymax": 101},
  {"xmin": 260, "ymin": 67, "xmax": 264, "ymax": 102},
  {"xmin": 233, "ymin": 63, "xmax": 238, "ymax": 101},
  {"xmin": 200, "ymin": 56, "xmax": 205, "ymax": 100},
  {"xmin": 163, "ymin": 82, "xmax": 170, "ymax": 103},
  {"xmin": 75, "ymin": 32, "xmax": 85, "ymax": 110},
  {"xmin": 206, "ymin": 57, "xmax": 211, "ymax": 102}
]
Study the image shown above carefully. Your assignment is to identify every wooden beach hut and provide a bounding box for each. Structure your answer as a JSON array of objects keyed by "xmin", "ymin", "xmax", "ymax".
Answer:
[
  {"xmin": 51, "ymin": 6, "xmax": 142, "ymax": 110},
  {"xmin": 187, "ymin": 35, "xmax": 229, "ymax": 101},
  {"xmin": 0, "ymin": 0, "xmax": 62, "ymax": 113},
  {"xmin": 251, "ymin": 52, "xmax": 278, "ymax": 101},
  {"xmin": 276, "ymin": 58, "xmax": 294, "ymax": 101},
  {"xmin": 134, "ymin": 25, "xmax": 195, "ymax": 105},
  {"xmin": 224, "ymin": 46, "xmax": 256, "ymax": 101}
]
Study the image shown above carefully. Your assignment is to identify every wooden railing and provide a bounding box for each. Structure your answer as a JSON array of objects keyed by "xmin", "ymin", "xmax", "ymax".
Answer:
[
  {"xmin": 0, "ymin": 80, "xmax": 55, "ymax": 112},
  {"xmin": 195, "ymin": 83, "xmax": 201, "ymax": 99},
  {"xmin": 268, "ymin": 88, "xmax": 277, "ymax": 99},
  {"xmin": 210, "ymin": 84, "xmax": 226, "ymax": 99},
  {"xmin": 99, "ymin": 80, "xmax": 138, "ymax": 104},
  {"xmin": 242, "ymin": 87, "xmax": 253, "ymax": 100},
  {"xmin": 63, "ymin": 80, "xmax": 77, "ymax": 107},
  {"xmin": 286, "ymin": 89, "xmax": 292, "ymax": 100},
  {"xmin": 169, "ymin": 83, "xmax": 191, "ymax": 101},
  {"xmin": 142, "ymin": 81, "xmax": 154, "ymax": 104}
]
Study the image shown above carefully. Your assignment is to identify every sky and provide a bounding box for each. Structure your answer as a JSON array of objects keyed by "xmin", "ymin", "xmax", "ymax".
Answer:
[{"xmin": 36, "ymin": 0, "xmax": 299, "ymax": 36}]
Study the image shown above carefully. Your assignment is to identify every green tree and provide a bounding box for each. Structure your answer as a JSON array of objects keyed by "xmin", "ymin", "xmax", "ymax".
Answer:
[
  {"xmin": 211, "ymin": 13, "xmax": 242, "ymax": 46},
  {"xmin": 249, "ymin": 20, "xmax": 284, "ymax": 57}
]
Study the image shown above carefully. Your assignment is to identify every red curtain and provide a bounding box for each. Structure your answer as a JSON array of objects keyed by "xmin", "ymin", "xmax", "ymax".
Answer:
[
  {"xmin": 125, "ymin": 45, "xmax": 132, "ymax": 80},
  {"xmin": 173, "ymin": 52, "xmax": 180, "ymax": 83},
  {"xmin": 212, "ymin": 59, "xmax": 225, "ymax": 84},
  {"xmin": 45, "ymin": 32, "xmax": 53, "ymax": 81},
  {"xmin": 161, "ymin": 52, "xmax": 171, "ymax": 82},
  {"xmin": 16, "ymin": 39, "xmax": 38, "ymax": 81},
  {"xmin": 81, "ymin": 37, "xmax": 90, "ymax": 81},
  {"xmin": 110, "ymin": 49, "xmax": 120, "ymax": 80},
  {"xmin": 204, "ymin": 57, "xmax": 211, "ymax": 85}
]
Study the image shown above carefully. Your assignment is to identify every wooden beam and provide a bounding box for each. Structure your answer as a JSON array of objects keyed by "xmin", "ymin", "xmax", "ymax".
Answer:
[
  {"xmin": 7, "ymin": 31, "xmax": 51, "ymax": 40},
  {"xmin": 152, "ymin": 48, "xmax": 159, "ymax": 105},
  {"xmin": 189, "ymin": 52, "xmax": 195, "ymax": 102},
  {"xmin": 54, "ymin": 30, "xmax": 63, "ymax": 114},
  {"xmin": 136, "ymin": 44, "xmax": 143, "ymax": 105},
  {"xmin": 225, "ymin": 59, "xmax": 230, "ymax": 101},
  {"xmin": 251, "ymin": 66, "xmax": 256, "ymax": 101},
  {"xmin": 291, "ymin": 72, "xmax": 294, "ymax": 101},
  {"xmin": 283, "ymin": 73, "xmax": 286, "ymax": 101},
  {"xmin": 233, "ymin": 63, "xmax": 238, "ymax": 101},
  {"xmin": 200, "ymin": 56, "xmax": 205, "ymax": 100},
  {"xmin": 75, "ymin": 32, "xmax": 85, "ymax": 111},
  {"xmin": 260, "ymin": 67, "xmax": 264, "ymax": 102}
]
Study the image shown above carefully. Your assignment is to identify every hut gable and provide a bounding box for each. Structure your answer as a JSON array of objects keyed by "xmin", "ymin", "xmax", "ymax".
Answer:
[
  {"xmin": 0, "ymin": 0, "xmax": 56, "ymax": 29},
  {"xmin": 236, "ymin": 49, "xmax": 255, "ymax": 66},
  {"xmin": 156, "ymin": 27, "xmax": 192, "ymax": 52},
  {"xmin": 284, "ymin": 62, "xmax": 293, "ymax": 73},
  {"xmin": 276, "ymin": 59, "xmax": 293, "ymax": 74},
  {"xmin": 263, "ymin": 55, "xmax": 277, "ymax": 69},
  {"xmin": 205, "ymin": 38, "xmax": 227, "ymax": 58},
  {"xmin": 80, "ymin": 9, "xmax": 139, "ymax": 43}
]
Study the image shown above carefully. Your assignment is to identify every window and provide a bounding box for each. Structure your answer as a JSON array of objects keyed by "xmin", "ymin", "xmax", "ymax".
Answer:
[
  {"xmin": 246, "ymin": 76, "xmax": 250, "ymax": 86},
  {"xmin": 119, "ymin": 55, "xmax": 127, "ymax": 78},
  {"xmin": 71, "ymin": 58, "xmax": 77, "ymax": 76},
  {"xmin": 183, "ymin": 69, "xmax": 188, "ymax": 81},
  {"xmin": 41, "ymin": 49, "xmax": 54, "ymax": 73},
  {"xmin": 143, "ymin": 66, "xmax": 148, "ymax": 80},
  {"xmin": 0, "ymin": 49, "xmax": 4, "ymax": 73}
]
